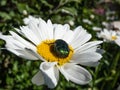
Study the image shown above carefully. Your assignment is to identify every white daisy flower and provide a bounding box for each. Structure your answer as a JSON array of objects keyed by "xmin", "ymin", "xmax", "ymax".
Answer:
[
  {"xmin": 117, "ymin": 30, "xmax": 120, "ymax": 36},
  {"xmin": 0, "ymin": 16, "xmax": 102, "ymax": 88},
  {"xmin": 97, "ymin": 29, "xmax": 120, "ymax": 46},
  {"xmin": 112, "ymin": 21, "xmax": 120, "ymax": 30}
]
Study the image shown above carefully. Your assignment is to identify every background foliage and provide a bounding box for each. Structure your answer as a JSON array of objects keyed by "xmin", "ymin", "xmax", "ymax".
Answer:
[{"xmin": 0, "ymin": 0, "xmax": 120, "ymax": 90}]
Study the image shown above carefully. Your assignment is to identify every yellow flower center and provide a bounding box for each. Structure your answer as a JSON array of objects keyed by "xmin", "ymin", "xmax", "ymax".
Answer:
[
  {"xmin": 111, "ymin": 35, "xmax": 117, "ymax": 40},
  {"xmin": 36, "ymin": 39, "xmax": 74, "ymax": 66}
]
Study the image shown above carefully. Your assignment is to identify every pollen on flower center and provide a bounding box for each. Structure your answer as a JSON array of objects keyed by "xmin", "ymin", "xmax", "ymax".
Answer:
[
  {"xmin": 111, "ymin": 35, "xmax": 117, "ymax": 40},
  {"xmin": 36, "ymin": 39, "xmax": 74, "ymax": 66}
]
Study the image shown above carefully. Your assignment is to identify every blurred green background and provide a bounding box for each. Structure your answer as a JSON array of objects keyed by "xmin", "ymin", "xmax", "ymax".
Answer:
[{"xmin": 0, "ymin": 0, "xmax": 120, "ymax": 90}]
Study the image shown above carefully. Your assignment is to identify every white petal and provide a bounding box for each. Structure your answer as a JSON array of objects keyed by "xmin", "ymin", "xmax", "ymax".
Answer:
[
  {"xmin": 23, "ymin": 15, "xmax": 39, "ymax": 25},
  {"xmin": 6, "ymin": 40, "xmax": 40, "ymax": 60},
  {"xmin": 47, "ymin": 20, "xmax": 54, "ymax": 39},
  {"xmin": 0, "ymin": 33, "xmax": 12, "ymax": 40},
  {"xmin": 38, "ymin": 18, "xmax": 51, "ymax": 40},
  {"xmin": 1, "ymin": 36, "xmax": 24, "ymax": 50},
  {"xmin": 69, "ymin": 26, "xmax": 85, "ymax": 43},
  {"xmin": 98, "ymin": 29, "xmax": 111, "ymax": 40},
  {"xmin": 71, "ymin": 52, "xmax": 102, "ymax": 65},
  {"xmin": 32, "ymin": 71, "xmax": 45, "ymax": 85},
  {"xmin": 79, "ymin": 61, "xmax": 100, "ymax": 67},
  {"xmin": 0, "ymin": 32, "xmax": 45, "ymax": 60},
  {"xmin": 70, "ymin": 26, "xmax": 92, "ymax": 49},
  {"xmin": 60, "ymin": 63, "xmax": 92, "ymax": 85},
  {"xmin": 25, "ymin": 48, "xmax": 45, "ymax": 61},
  {"xmin": 58, "ymin": 66, "xmax": 69, "ymax": 81},
  {"xmin": 115, "ymin": 37, "xmax": 120, "ymax": 46},
  {"xmin": 104, "ymin": 29, "xmax": 111, "ymax": 38},
  {"xmin": 75, "ymin": 41, "xmax": 103, "ymax": 53},
  {"xmin": 5, "ymin": 40, "xmax": 20, "ymax": 49},
  {"xmin": 28, "ymin": 21, "xmax": 43, "ymax": 42},
  {"xmin": 9, "ymin": 31, "xmax": 36, "ymax": 50},
  {"xmin": 40, "ymin": 62, "xmax": 59, "ymax": 88},
  {"xmin": 7, "ymin": 48, "xmax": 21, "ymax": 56},
  {"xmin": 54, "ymin": 24, "xmax": 70, "ymax": 40},
  {"xmin": 62, "ymin": 30, "xmax": 74, "ymax": 43},
  {"xmin": 7, "ymin": 48, "xmax": 39, "ymax": 60},
  {"xmin": 0, "ymin": 33, "xmax": 40, "ymax": 60},
  {"xmin": 20, "ymin": 26, "xmax": 40, "ymax": 45},
  {"xmin": 72, "ymin": 33, "xmax": 91, "ymax": 49}
]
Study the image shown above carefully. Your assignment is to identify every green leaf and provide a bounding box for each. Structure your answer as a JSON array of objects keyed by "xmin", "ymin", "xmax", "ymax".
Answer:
[
  {"xmin": 67, "ymin": 0, "xmax": 82, "ymax": 3},
  {"xmin": 61, "ymin": 7, "xmax": 77, "ymax": 16},
  {"xmin": 95, "ymin": 78, "xmax": 104, "ymax": 84},
  {"xmin": 0, "ymin": 12, "xmax": 11, "ymax": 20},
  {"xmin": 0, "ymin": 0, "xmax": 7, "ymax": 6},
  {"xmin": 41, "ymin": 0, "xmax": 53, "ymax": 8}
]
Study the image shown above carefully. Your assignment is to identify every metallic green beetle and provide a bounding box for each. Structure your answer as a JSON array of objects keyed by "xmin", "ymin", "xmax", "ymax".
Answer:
[{"xmin": 53, "ymin": 39, "xmax": 70, "ymax": 58}]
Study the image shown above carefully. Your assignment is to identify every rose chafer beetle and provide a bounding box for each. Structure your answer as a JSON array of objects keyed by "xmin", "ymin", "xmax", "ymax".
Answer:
[{"xmin": 53, "ymin": 39, "xmax": 70, "ymax": 58}]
